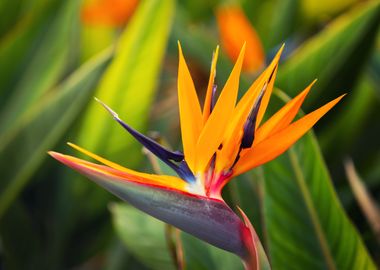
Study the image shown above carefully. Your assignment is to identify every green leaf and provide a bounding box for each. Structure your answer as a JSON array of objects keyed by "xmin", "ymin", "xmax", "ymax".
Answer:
[
  {"xmin": 0, "ymin": 0, "xmax": 61, "ymax": 101},
  {"xmin": 262, "ymin": 93, "xmax": 376, "ymax": 270},
  {"xmin": 276, "ymin": 0, "xmax": 380, "ymax": 107},
  {"xmin": 0, "ymin": 0, "xmax": 23, "ymax": 38},
  {"xmin": 75, "ymin": 0, "xmax": 174, "ymax": 167},
  {"xmin": 111, "ymin": 203, "xmax": 175, "ymax": 270},
  {"xmin": 319, "ymin": 73, "xmax": 379, "ymax": 161},
  {"xmin": 265, "ymin": 0, "xmax": 299, "ymax": 48},
  {"xmin": 0, "ymin": 201, "xmax": 43, "ymax": 269},
  {"xmin": 300, "ymin": 0, "xmax": 357, "ymax": 21},
  {"xmin": 104, "ymin": 240, "xmax": 148, "ymax": 270},
  {"xmin": 0, "ymin": 0, "xmax": 80, "ymax": 133},
  {"xmin": 182, "ymin": 233, "xmax": 242, "ymax": 270},
  {"xmin": 0, "ymin": 48, "xmax": 112, "ymax": 218},
  {"xmin": 81, "ymin": 25, "xmax": 116, "ymax": 62},
  {"xmin": 0, "ymin": 0, "xmax": 53, "ymax": 38},
  {"xmin": 45, "ymin": 0, "xmax": 175, "ymax": 265}
]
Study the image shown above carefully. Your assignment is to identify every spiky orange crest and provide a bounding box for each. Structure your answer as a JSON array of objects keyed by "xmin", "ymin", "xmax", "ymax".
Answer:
[{"xmin": 50, "ymin": 44, "xmax": 343, "ymax": 200}]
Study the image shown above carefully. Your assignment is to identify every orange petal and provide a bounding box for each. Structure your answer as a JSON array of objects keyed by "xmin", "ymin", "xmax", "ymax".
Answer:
[
  {"xmin": 214, "ymin": 47, "xmax": 283, "ymax": 172},
  {"xmin": 215, "ymin": 82, "xmax": 268, "ymax": 172},
  {"xmin": 254, "ymin": 80, "xmax": 316, "ymax": 144},
  {"xmin": 50, "ymin": 144, "xmax": 187, "ymax": 192},
  {"xmin": 233, "ymin": 94, "xmax": 345, "ymax": 176},
  {"xmin": 233, "ymin": 45, "xmax": 283, "ymax": 128},
  {"xmin": 177, "ymin": 42, "xmax": 203, "ymax": 172},
  {"xmin": 195, "ymin": 44, "xmax": 245, "ymax": 172},
  {"xmin": 68, "ymin": 142, "xmax": 133, "ymax": 173},
  {"xmin": 203, "ymin": 46, "xmax": 219, "ymax": 124},
  {"xmin": 216, "ymin": 6, "xmax": 264, "ymax": 73},
  {"xmin": 255, "ymin": 46, "xmax": 285, "ymax": 128}
]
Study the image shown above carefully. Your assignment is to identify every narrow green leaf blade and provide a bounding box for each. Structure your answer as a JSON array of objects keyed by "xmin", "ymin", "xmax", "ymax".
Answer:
[
  {"xmin": 76, "ymin": 0, "xmax": 174, "ymax": 166},
  {"xmin": 0, "ymin": 0, "xmax": 80, "ymax": 132},
  {"xmin": 276, "ymin": 1, "xmax": 380, "ymax": 106},
  {"xmin": 43, "ymin": 1, "xmax": 175, "ymax": 264},
  {"xmin": 0, "ymin": 0, "xmax": 62, "ymax": 99},
  {"xmin": 263, "ymin": 95, "xmax": 376, "ymax": 269},
  {"xmin": 319, "ymin": 74, "xmax": 378, "ymax": 160},
  {"xmin": 111, "ymin": 203, "xmax": 176, "ymax": 270},
  {"xmin": 181, "ymin": 232, "xmax": 242, "ymax": 270},
  {"xmin": 0, "ymin": 48, "xmax": 112, "ymax": 217}
]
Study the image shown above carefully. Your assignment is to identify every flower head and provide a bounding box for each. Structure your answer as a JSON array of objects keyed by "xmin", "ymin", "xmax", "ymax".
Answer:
[{"xmin": 49, "ymin": 43, "xmax": 343, "ymax": 269}]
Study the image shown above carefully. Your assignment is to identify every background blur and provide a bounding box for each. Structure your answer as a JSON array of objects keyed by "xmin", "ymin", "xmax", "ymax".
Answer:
[{"xmin": 0, "ymin": 0, "xmax": 379, "ymax": 269}]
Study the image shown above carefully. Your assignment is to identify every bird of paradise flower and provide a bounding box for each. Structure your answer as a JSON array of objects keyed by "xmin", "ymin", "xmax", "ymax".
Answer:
[{"xmin": 49, "ymin": 43, "xmax": 344, "ymax": 270}]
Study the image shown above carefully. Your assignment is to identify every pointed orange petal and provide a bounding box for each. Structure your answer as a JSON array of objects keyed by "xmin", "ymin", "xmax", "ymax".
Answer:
[
  {"xmin": 216, "ymin": 6, "xmax": 264, "ymax": 73},
  {"xmin": 233, "ymin": 45, "xmax": 283, "ymax": 128},
  {"xmin": 195, "ymin": 44, "xmax": 245, "ymax": 172},
  {"xmin": 68, "ymin": 142, "xmax": 133, "ymax": 173},
  {"xmin": 213, "ymin": 47, "xmax": 283, "ymax": 172},
  {"xmin": 177, "ymin": 42, "xmax": 203, "ymax": 172},
  {"xmin": 67, "ymin": 142, "xmax": 177, "ymax": 183},
  {"xmin": 233, "ymin": 94, "xmax": 345, "ymax": 176},
  {"xmin": 254, "ymin": 80, "xmax": 316, "ymax": 144},
  {"xmin": 203, "ymin": 46, "xmax": 219, "ymax": 124},
  {"xmin": 49, "ymin": 149, "xmax": 187, "ymax": 192},
  {"xmin": 214, "ymin": 83, "xmax": 268, "ymax": 172},
  {"xmin": 255, "ymin": 45, "xmax": 285, "ymax": 128}
]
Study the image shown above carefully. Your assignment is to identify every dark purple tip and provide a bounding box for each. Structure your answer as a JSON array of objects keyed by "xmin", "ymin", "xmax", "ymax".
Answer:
[
  {"xmin": 240, "ymin": 83, "xmax": 266, "ymax": 149},
  {"xmin": 95, "ymin": 98, "xmax": 195, "ymax": 183}
]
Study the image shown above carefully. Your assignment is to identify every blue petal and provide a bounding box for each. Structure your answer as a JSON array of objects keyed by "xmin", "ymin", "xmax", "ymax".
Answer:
[
  {"xmin": 240, "ymin": 84, "xmax": 266, "ymax": 149},
  {"xmin": 95, "ymin": 98, "xmax": 183, "ymax": 161},
  {"xmin": 95, "ymin": 98, "xmax": 195, "ymax": 182}
]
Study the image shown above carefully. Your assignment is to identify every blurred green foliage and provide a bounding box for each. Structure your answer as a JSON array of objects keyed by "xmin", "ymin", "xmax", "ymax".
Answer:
[{"xmin": 0, "ymin": 0, "xmax": 379, "ymax": 269}]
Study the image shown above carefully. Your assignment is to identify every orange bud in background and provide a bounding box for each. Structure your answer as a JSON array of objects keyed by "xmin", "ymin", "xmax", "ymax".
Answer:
[
  {"xmin": 216, "ymin": 6, "xmax": 265, "ymax": 73},
  {"xmin": 81, "ymin": 0, "xmax": 139, "ymax": 27}
]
